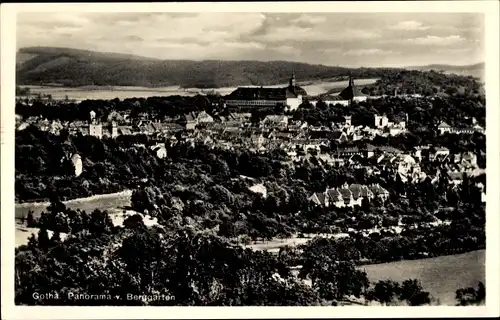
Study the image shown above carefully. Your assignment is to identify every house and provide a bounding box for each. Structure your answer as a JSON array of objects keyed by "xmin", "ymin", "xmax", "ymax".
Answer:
[
  {"xmin": 308, "ymin": 130, "xmax": 348, "ymax": 143},
  {"xmin": 263, "ymin": 115, "xmax": 289, "ymax": 127},
  {"xmin": 377, "ymin": 146, "xmax": 403, "ymax": 156},
  {"xmin": 349, "ymin": 184, "xmax": 374, "ymax": 201},
  {"xmin": 228, "ymin": 112, "xmax": 252, "ymax": 124},
  {"xmin": 269, "ymin": 131, "xmax": 294, "ymax": 141},
  {"xmin": 251, "ymin": 133, "xmax": 266, "ymax": 148},
  {"xmin": 164, "ymin": 123, "xmax": 184, "ymax": 132},
  {"xmin": 310, "ymin": 94, "xmax": 350, "ymax": 107},
  {"xmin": 363, "ymin": 144, "xmax": 377, "ymax": 158},
  {"xmin": 374, "ymin": 115, "xmax": 389, "ymax": 128},
  {"xmin": 473, "ymin": 123, "xmax": 485, "ymax": 134},
  {"xmin": 437, "ymin": 122, "xmax": 452, "ymax": 135},
  {"xmin": 326, "ymin": 188, "xmax": 344, "ymax": 207},
  {"xmin": 461, "ymin": 151, "xmax": 478, "ymax": 167},
  {"xmin": 288, "ymin": 121, "xmax": 308, "ymax": 131},
  {"xmin": 368, "ymin": 184, "xmax": 390, "ymax": 201},
  {"xmin": 118, "ymin": 126, "xmax": 133, "ymax": 136},
  {"xmin": 184, "ymin": 112, "xmax": 198, "ymax": 130},
  {"xmin": 447, "ymin": 171, "xmax": 464, "ymax": 185},
  {"xmin": 437, "ymin": 121, "xmax": 483, "ymax": 135},
  {"xmin": 309, "ymin": 192, "xmax": 327, "ymax": 207},
  {"xmin": 413, "ymin": 145, "xmax": 431, "ymax": 162},
  {"xmin": 310, "ymin": 183, "xmax": 388, "ymax": 208},
  {"xmin": 388, "ymin": 125, "xmax": 406, "ymax": 136},
  {"xmin": 395, "ymin": 154, "xmax": 419, "ymax": 174},
  {"xmin": 150, "ymin": 143, "xmax": 167, "ymax": 159},
  {"xmin": 334, "ymin": 146, "xmax": 362, "ymax": 158},
  {"xmin": 296, "ymin": 139, "xmax": 328, "ymax": 152},
  {"xmin": 436, "ymin": 147, "xmax": 450, "ymax": 160},
  {"xmin": 197, "ymin": 111, "xmax": 214, "ymax": 123},
  {"xmin": 343, "ymin": 116, "xmax": 352, "ymax": 127},
  {"xmin": 137, "ymin": 122, "xmax": 155, "ymax": 135}
]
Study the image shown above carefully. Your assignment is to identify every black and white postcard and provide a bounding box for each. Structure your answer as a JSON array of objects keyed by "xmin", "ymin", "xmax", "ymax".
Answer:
[{"xmin": 1, "ymin": 1, "xmax": 499, "ymax": 319}]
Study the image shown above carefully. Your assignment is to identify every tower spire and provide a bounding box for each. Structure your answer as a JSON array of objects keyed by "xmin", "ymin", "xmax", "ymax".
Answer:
[{"xmin": 290, "ymin": 72, "xmax": 296, "ymax": 87}]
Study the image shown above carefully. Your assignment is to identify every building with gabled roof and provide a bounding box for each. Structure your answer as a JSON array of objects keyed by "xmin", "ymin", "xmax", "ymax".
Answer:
[
  {"xmin": 225, "ymin": 74, "xmax": 306, "ymax": 111},
  {"xmin": 437, "ymin": 121, "xmax": 452, "ymax": 135},
  {"xmin": 437, "ymin": 121, "xmax": 483, "ymax": 135},
  {"xmin": 263, "ymin": 115, "xmax": 289, "ymax": 126},
  {"xmin": 310, "ymin": 183, "xmax": 388, "ymax": 208}
]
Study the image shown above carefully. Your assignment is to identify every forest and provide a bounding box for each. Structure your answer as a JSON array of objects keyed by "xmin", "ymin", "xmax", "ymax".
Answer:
[{"xmin": 17, "ymin": 47, "xmax": 482, "ymax": 89}]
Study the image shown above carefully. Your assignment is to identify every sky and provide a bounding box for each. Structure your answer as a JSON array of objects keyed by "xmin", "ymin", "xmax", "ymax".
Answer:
[{"xmin": 16, "ymin": 12, "xmax": 484, "ymax": 67}]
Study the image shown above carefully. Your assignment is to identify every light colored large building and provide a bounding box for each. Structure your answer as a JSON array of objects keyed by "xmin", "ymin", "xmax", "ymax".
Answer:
[{"xmin": 225, "ymin": 74, "xmax": 307, "ymax": 111}]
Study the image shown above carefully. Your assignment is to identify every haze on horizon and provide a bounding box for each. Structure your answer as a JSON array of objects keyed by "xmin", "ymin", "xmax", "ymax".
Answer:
[{"xmin": 17, "ymin": 12, "xmax": 484, "ymax": 68}]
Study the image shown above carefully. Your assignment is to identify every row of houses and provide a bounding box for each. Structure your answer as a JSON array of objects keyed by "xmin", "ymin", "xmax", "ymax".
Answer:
[
  {"xmin": 437, "ymin": 118, "xmax": 485, "ymax": 135},
  {"xmin": 309, "ymin": 183, "xmax": 390, "ymax": 208}
]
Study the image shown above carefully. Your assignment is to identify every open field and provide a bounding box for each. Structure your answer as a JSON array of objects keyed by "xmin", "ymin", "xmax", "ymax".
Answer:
[
  {"xmin": 360, "ymin": 249, "xmax": 485, "ymax": 306},
  {"xmin": 19, "ymin": 78, "xmax": 379, "ymax": 101},
  {"xmin": 14, "ymin": 190, "xmax": 133, "ymax": 247},
  {"xmin": 15, "ymin": 190, "xmax": 132, "ymax": 220}
]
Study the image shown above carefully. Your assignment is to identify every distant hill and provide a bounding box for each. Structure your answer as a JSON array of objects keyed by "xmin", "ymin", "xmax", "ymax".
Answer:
[
  {"xmin": 405, "ymin": 63, "xmax": 485, "ymax": 80},
  {"xmin": 16, "ymin": 47, "xmax": 484, "ymax": 95},
  {"xmin": 17, "ymin": 47, "xmax": 403, "ymax": 88}
]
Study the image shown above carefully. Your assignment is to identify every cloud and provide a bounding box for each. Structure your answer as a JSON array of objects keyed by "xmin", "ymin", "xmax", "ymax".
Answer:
[
  {"xmin": 17, "ymin": 12, "xmax": 90, "ymax": 29},
  {"xmin": 122, "ymin": 35, "xmax": 144, "ymax": 42},
  {"xmin": 16, "ymin": 12, "xmax": 484, "ymax": 67},
  {"xmin": 389, "ymin": 20, "xmax": 429, "ymax": 31},
  {"xmin": 254, "ymin": 25, "xmax": 378, "ymax": 43},
  {"xmin": 344, "ymin": 49, "xmax": 397, "ymax": 56},
  {"xmin": 291, "ymin": 14, "xmax": 327, "ymax": 27},
  {"xmin": 408, "ymin": 35, "xmax": 466, "ymax": 46}
]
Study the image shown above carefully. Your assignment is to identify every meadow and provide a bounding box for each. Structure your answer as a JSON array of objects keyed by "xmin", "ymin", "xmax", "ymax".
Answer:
[
  {"xmin": 360, "ymin": 249, "xmax": 485, "ymax": 305},
  {"xmin": 19, "ymin": 78, "xmax": 379, "ymax": 101}
]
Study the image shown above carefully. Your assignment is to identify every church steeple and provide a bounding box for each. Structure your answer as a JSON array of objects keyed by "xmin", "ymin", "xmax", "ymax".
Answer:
[{"xmin": 289, "ymin": 72, "xmax": 296, "ymax": 87}]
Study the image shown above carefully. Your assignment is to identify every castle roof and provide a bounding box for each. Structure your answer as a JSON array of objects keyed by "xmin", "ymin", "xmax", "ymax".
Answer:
[
  {"xmin": 227, "ymin": 86, "xmax": 307, "ymax": 101},
  {"xmin": 227, "ymin": 74, "xmax": 308, "ymax": 100}
]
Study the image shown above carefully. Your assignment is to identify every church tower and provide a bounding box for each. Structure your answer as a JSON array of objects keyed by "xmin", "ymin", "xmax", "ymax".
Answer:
[
  {"xmin": 110, "ymin": 121, "xmax": 118, "ymax": 138},
  {"xmin": 289, "ymin": 72, "xmax": 296, "ymax": 87},
  {"xmin": 89, "ymin": 110, "xmax": 102, "ymax": 139}
]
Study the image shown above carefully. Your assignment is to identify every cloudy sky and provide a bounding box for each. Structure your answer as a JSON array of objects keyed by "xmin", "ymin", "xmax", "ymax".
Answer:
[{"xmin": 16, "ymin": 12, "xmax": 484, "ymax": 67}]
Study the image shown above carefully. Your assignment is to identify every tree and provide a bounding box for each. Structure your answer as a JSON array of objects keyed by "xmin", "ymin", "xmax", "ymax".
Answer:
[
  {"xmin": 37, "ymin": 228, "xmax": 51, "ymax": 249},
  {"xmin": 51, "ymin": 231, "xmax": 62, "ymax": 244},
  {"xmin": 370, "ymin": 280, "xmax": 401, "ymax": 305},
  {"xmin": 399, "ymin": 279, "xmax": 431, "ymax": 306},
  {"xmin": 26, "ymin": 211, "xmax": 36, "ymax": 227},
  {"xmin": 88, "ymin": 209, "xmax": 114, "ymax": 235},
  {"xmin": 456, "ymin": 282, "xmax": 485, "ymax": 306},
  {"xmin": 123, "ymin": 214, "xmax": 146, "ymax": 229},
  {"xmin": 47, "ymin": 198, "xmax": 67, "ymax": 216}
]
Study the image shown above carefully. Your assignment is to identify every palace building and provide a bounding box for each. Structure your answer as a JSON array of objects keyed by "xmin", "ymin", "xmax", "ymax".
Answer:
[{"xmin": 224, "ymin": 73, "xmax": 307, "ymax": 111}]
